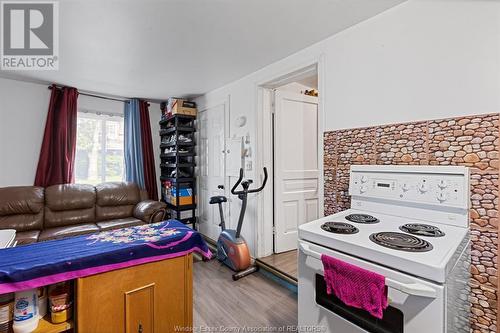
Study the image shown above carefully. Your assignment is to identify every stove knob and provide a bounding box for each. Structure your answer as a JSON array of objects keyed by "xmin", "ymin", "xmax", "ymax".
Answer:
[
  {"xmin": 438, "ymin": 180, "xmax": 448, "ymax": 189},
  {"xmin": 360, "ymin": 185, "xmax": 367, "ymax": 193},
  {"xmin": 437, "ymin": 192, "xmax": 448, "ymax": 202},
  {"xmin": 401, "ymin": 183, "xmax": 410, "ymax": 192},
  {"xmin": 361, "ymin": 176, "xmax": 369, "ymax": 183},
  {"xmin": 418, "ymin": 182, "xmax": 428, "ymax": 193}
]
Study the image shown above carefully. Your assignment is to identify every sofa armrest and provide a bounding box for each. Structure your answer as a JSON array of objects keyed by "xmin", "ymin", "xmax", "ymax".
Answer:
[{"xmin": 134, "ymin": 200, "xmax": 167, "ymax": 223}]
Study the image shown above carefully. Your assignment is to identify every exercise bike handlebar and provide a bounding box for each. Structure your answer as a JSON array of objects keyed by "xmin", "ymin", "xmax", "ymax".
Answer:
[
  {"xmin": 230, "ymin": 169, "xmax": 244, "ymax": 194},
  {"xmin": 249, "ymin": 167, "xmax": 268, "ymax": 193},
  {"xmin": 231, "ymin": 167, "xmax": 268, "ymax": 195}
]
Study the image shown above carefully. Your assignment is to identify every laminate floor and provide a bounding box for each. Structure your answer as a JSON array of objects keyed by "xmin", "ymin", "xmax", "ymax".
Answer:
[
  {"xmin": 193, "ymin": 259, "xmax": 297, "ymax": 331},
  {"xmin": 258, "ymin": 250, "xmax": 298, "ymax": 280}
]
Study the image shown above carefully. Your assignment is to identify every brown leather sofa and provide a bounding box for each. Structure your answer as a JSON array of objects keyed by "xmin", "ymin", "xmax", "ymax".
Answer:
[{"xmin": 0, "ymin": 182, "xmax": 167, "ymax": 245}]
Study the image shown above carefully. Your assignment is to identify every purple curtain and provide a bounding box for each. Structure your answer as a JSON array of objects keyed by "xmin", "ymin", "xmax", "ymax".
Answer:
[
  {"xmin": 34, "ymin": 85, "xmax": 79, "ymax": 187},
  {"xmin": 139, "ymin": 100, "xmax": 158, "ymax": 200}
]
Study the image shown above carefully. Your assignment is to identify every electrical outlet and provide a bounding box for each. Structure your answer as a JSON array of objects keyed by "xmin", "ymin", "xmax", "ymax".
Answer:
[{"xmin": 245, "ymin": 160, "xmax": 253, "ymax": 171}]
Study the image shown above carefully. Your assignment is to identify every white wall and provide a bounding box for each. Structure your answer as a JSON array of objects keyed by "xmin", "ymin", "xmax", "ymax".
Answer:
[
  {"xmin": 78, "ymin": 95, "xmax": 124, "ymax": 115},
  {"xmin": 195, "ymin": 0, "xmax": 500, "ymax": 256},
  {"xmin": 0, "ymin": 78, "xmax": 50, "ymax": 187},
  {"xmin": 0, "ymin": 77, "xmax": 162, "ymax": 194}
]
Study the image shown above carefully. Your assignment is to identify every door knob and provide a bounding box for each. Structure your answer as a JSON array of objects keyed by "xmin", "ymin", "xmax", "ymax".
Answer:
[
  {"xmin": 218, "ymin": 185, "xmax": 224, "ymax": 189},
  {"xmin": 138, "ymin": 323, "xmax": 143, "ymax": 333}
]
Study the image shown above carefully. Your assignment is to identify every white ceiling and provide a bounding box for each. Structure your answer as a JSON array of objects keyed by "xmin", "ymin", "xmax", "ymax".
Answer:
[{"xmin": 0, "ymin": 0, "xmax": 405, "ymax": 100}]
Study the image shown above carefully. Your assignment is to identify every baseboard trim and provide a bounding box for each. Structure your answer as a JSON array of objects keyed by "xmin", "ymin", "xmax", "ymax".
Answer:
[{"xmin": 255, "ymin": 258, "xmax": 298, "ymax": 286}]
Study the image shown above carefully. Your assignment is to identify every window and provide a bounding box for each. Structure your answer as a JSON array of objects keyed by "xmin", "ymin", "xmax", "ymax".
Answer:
[{"xmin": 75, "ymin": 112, "xmax": 125, "ymax": 185}]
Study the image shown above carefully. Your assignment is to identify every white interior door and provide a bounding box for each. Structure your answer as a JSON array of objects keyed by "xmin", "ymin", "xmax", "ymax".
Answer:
[
  {"xmin": 274, "ymin": 90, "xmax": 319, "ymax": 253},
  {"xmin": 198, "ymin": 104, "xmax": 227, "ymax": 241}
]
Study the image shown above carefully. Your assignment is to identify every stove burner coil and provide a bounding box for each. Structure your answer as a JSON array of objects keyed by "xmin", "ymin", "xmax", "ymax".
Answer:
[
  {"xmin": 399, "ymin": 223, "xmax": 445, "ymax": 237},
  {"xmin": 369, "ymin": 232, "xmax": 433, "ymax": 252},
  {"xmin": 345, "ymin": 214, "xmax": 379, "ymax": 224},
  {"xmin": 321, "ymin": 222, "xmax": 359, "ymax": 234}
]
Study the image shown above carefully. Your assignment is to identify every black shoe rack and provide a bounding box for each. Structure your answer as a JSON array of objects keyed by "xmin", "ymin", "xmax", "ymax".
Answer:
[{"xmin": 159, "ymin": 113, "xmax": 197, "ymax": 229}]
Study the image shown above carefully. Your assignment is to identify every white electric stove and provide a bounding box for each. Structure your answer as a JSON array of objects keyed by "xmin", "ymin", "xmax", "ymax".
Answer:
[{"xmin": 298, "ymin": 165, "xmax": 471, "ymax": 333}]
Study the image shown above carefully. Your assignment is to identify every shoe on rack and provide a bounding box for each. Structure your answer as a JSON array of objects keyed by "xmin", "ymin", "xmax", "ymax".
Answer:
[
  {"xmin": 179, "ymin": 157, "xmax": 193, "ymax": 164},
  {"xmin": 178, "ymin": 135, "xmax": 192, "ymax": 143},
  {"xmin": 161, "ymin": 136, "xmax": 174, "ymax": 144},
  {"xmin": 164, "ymin": 147, "xmax": 176, "ymax": 154},
  {"xmin": 170, "ymin": 169, "xmax": 191, "ymax": 178}
]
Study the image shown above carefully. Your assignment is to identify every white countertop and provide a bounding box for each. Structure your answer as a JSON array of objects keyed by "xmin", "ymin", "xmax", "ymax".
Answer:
[{"xmin": 0, "ymin": 229, "xmax": 16, "ymax": 248}]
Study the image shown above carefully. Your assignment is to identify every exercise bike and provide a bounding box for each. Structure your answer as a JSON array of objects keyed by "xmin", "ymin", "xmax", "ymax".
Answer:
[{"xmin": 209, "ymin": 167, "xmax": 268, "ymax": 280}]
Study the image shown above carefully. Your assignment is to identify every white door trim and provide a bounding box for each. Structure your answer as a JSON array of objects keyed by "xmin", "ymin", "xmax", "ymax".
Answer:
[{"xmin": 255, "ymin": 55, "xmax": 326, "ymax": 258}]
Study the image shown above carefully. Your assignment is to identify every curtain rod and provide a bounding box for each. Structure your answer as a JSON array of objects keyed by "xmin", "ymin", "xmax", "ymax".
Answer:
[{"xmin": 48, "ymin": 85, "xmax": 131, "ymax": 103}]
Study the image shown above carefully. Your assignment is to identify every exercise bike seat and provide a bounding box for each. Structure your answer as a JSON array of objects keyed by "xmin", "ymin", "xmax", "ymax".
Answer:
[{"xmin": 209, "ymin": 196, "xmax": 227, "ymax": 204}]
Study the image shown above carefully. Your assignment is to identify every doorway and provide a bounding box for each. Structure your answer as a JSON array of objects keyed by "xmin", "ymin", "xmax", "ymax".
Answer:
[{"xmin": 256, "ymin": 65, "xmax": 322, "ymax": 280}]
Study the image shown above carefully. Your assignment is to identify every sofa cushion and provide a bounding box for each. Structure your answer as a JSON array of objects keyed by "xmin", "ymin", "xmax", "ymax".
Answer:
[
  {"xmin": 15, "ymin": 230, "xmax": 40, "ymax": 245},
  {"xmin": 44, "ymin": 184, "xmax": 96, "ymax": 228},
  {"xmin": 96, "ymin": 205, "xmax": 135, "ymax": 222},
  {"xmin": 95, "ymin": 182, "xmax": 140, "ymax": 206},
  {"xmin": 95, "ymin": 182, "xmax": 140, "ymax": 221},
  {"xmin": 38, "ymin": 223, "xmax": 99, "ymax": 241},
  {"xmin": 96, "ymin": 217, "xmax": 144, "ymax": 231},
  {"xmin": 0, "ymin": 186, "xmax": 44, "ymax": 231}
]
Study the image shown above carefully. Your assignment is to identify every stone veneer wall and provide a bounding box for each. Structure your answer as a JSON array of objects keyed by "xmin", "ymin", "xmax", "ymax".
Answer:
[{"xmin": 323, "ymin": 113, "xmax": 499, "ymax": 333}]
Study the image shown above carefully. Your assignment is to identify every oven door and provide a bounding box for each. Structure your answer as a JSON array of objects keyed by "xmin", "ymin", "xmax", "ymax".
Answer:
[{"xmin": 298, "ymin": 240, "xmax": 445, "ymax": 333}]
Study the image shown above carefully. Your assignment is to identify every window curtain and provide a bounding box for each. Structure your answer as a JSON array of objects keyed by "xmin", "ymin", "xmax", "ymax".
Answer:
[
  {"xmin": 139, "ymin": 101, "xmax": 159, "ymax": 201},
  {"xmin": 124, "ymin": 99, "xmax": 158, "ymax": 200},
  {"xmin": 124, "ymin": 99, "xmax": 145, "ymax": 189},
  {"xmin": 34, "ymin": 85, "xmax": 79, "ymax": 187}
]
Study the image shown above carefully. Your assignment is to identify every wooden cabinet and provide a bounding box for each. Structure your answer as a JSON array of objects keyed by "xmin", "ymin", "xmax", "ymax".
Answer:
[{"xmin": 75, "ymin": 254, "xmax": 193, "ymax": 333}]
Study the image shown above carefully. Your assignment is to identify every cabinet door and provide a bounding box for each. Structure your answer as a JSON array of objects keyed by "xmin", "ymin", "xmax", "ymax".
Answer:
[
  {"xmin": 126, "ymin": 284, "xmax": 154, "ymax": 333},
  {"xmin": 76, "ymin": 254, "xmax": 193, "ymax": 333}
]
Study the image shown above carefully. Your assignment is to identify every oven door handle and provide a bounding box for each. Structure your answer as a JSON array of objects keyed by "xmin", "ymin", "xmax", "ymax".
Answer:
[
  {"xmin": 299, "ymin": 243, "xmax": 437, "ymax": 299},
  {"xmin": 384, "ymin": 279, "xmax": 437, "ymax": 298}
]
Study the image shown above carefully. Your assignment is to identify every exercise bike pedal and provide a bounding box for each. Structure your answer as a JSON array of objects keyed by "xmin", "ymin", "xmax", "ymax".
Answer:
[{"xmin": 232, "ymin": 265, "xmax": 259, "ymax": 281}]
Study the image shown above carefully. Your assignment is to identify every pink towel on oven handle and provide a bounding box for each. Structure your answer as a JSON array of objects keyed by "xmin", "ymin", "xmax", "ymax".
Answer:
[{"xmin": 321, "ymin": 254, "xmax": 389, "ymax": 319}]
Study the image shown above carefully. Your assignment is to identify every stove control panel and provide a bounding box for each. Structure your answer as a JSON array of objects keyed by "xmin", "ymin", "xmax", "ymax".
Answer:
[{"xmin": 349, "ymin": 167, "xmax": 468, "ymax": 208}]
